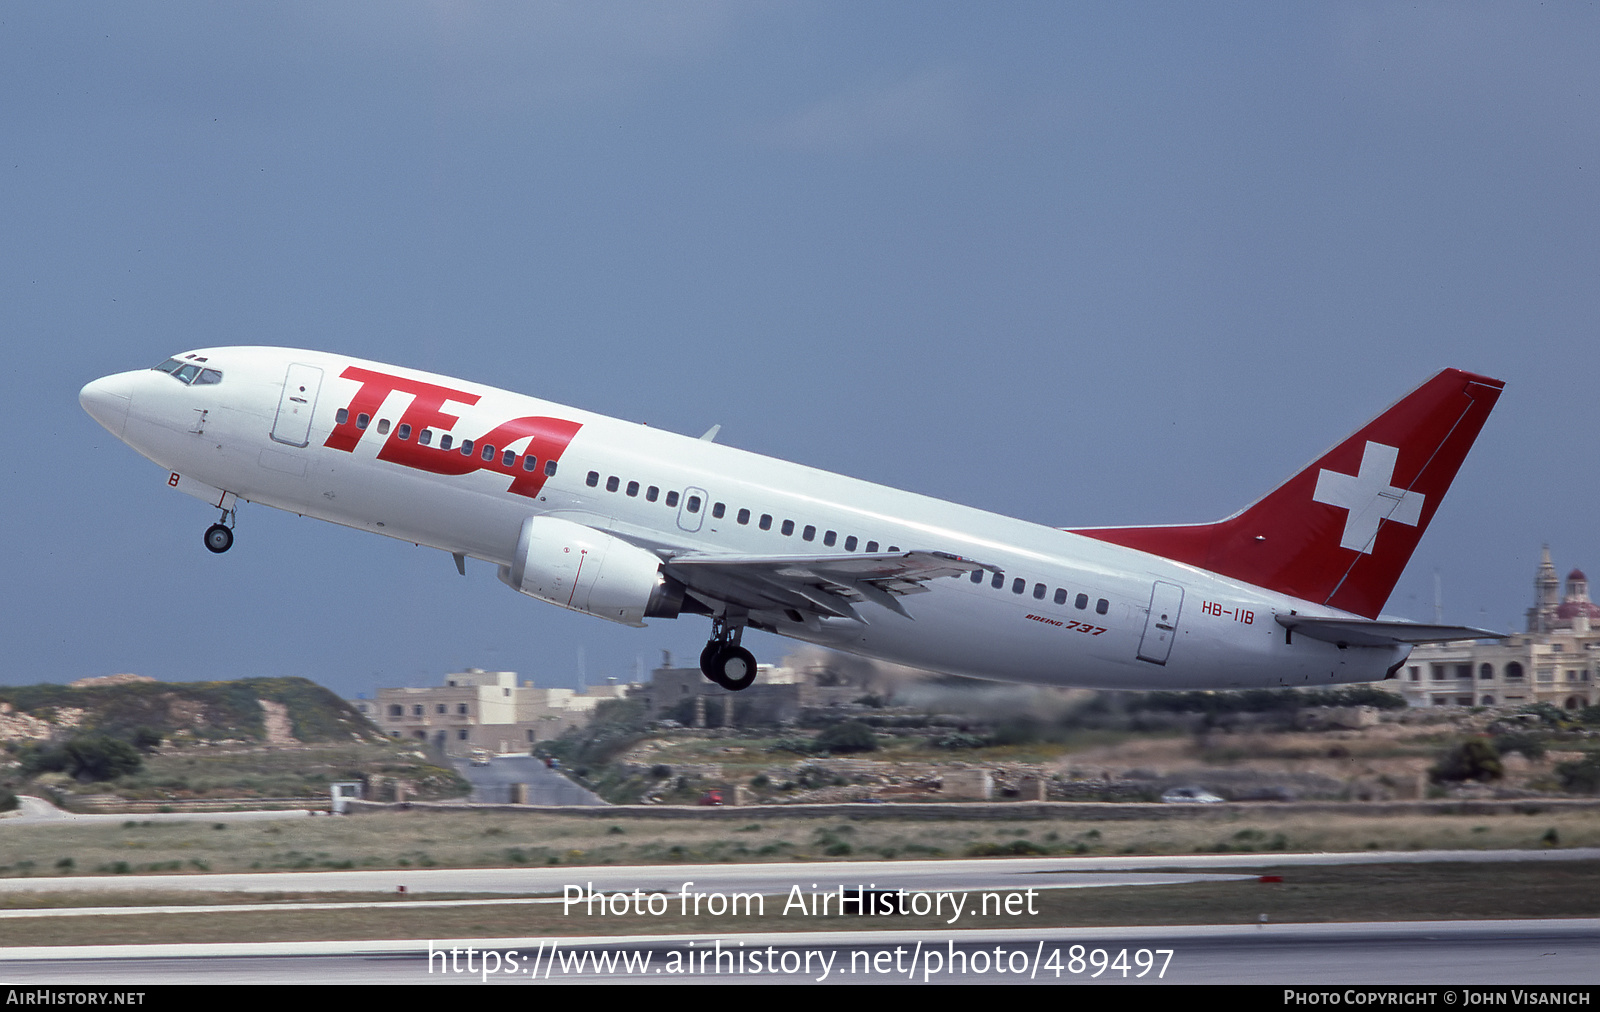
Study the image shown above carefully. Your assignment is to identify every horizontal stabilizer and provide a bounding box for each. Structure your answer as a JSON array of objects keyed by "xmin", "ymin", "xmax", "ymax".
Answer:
[{"xmin": 1275, "ymin": 615, "xmax": 1501, "ymax": 648}]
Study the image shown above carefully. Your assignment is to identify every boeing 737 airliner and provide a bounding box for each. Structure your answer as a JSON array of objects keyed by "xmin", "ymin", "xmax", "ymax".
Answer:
[{"xmin": 81, "ymin": 349, "xmax": 1502, "ymax": 692}]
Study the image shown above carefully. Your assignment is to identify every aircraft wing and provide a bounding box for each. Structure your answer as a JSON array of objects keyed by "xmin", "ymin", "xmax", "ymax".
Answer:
[
  {"xmin": 1274, "ymin": 615, "xmax": 1502, "ymax": 648},
  {"xmin": 663, "ymin": 550, "xmax": 993, "ymax": 623}
]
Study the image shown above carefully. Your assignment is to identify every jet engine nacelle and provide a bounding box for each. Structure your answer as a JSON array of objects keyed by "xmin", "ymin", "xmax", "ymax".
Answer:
[{"xmin": 497, "ymin": 516, "xmax": 685, "ymax": 627}]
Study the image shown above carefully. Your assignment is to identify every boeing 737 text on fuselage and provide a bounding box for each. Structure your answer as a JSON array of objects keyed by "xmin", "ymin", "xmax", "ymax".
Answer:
[{"xmin": 81, "ymin": 349, "xmax": 1503, "ymax": 691}]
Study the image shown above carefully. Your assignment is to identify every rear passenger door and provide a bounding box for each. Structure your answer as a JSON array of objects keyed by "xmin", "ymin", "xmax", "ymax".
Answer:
[{"xmin": 1137, "ymin": 581, "xmax": 1184, "ymax": 665}]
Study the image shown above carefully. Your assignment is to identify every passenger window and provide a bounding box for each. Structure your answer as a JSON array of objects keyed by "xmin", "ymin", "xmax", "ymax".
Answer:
[
  {"xmin": 419, "ymin": 428, "xmax": 432, "ymax": 446},
  {"xmin": 687, "ymin": 496, "xmax": 701, "ymax": 513},
  {"xmin": 481, "ymin": 444, "xmax": 495, "ymax": 461},
  {"xmin": 356, "ymin": 413, "xmax": 370, "ymax": 430},
  {"xmin": 824, "ymin": 531, "xmax": 837, "ymax": 547},
  {"xmin": 1013, "ymin": 578, "xmax": 1025, "ymax": 595},
  {"xmin": 737, "ymin": 508, "xmax": 750, "ymax": 525},
  {"xmin": 626, "ymin": 481, "xmax": 639, "ymax": 497},
  {"xmin": 971, "ymin": 570, "xmax": 984, "ymax": 584},
  {"xmin": 888, "ymin": 546, "xmax": 899, "ymax": 552},
  {"xmin": 523, "ymin": 455, "xmax": 538, "ymax": 471},
  {"xmin": 440, "ymin": 434, "xmax": 453, "ymax": 451},
  {"xmin": 544, "ymin": 460, "xmax": 558, "ymax": 476},
  {"xmin": 781, "ymin": 520, "xmax": 794, "ymax": 536},
  {"xmin": 606, "ymin": 476, "xmax": 620, "ymax": 492},
  {"xmin": 377, "ymin": 419, "xmax": 391, "ymax": 435},
  {"xmin": 1033, "ymin": 583, "xmax": 1046, "ymax": 600},
  {"xmin": 647, "ymin": 486, "xmax": 659, "ymax": 502},
  {"xmin": 586, "ymin": 471, "xmax": 600, "ymax": 487},
  {"xmin": 503, "ymin": 449, "xmax": 516, "ymax": 467},
  {"xmin": 992, "ymin": 573, "xmax": 1005, "ymax": 589},
  {"xmin": 712, "ymin": 502, "xmax": 725, "ymax": 519},
  {"xmin": 666, "ymin": 491, "xmax": 679, "ymax": 507},
  {"xmin": 397, "ymin": 423, "xmax": 411, "ymax": 440},
  {"xmin": 845, "ymin": 536, "xmax": 858, "ymax": 551},
  {"xmin": 800, "ymin": 525, "xmax": 814, "ymax": 541},
  {"xmin": 1054, "ymin": 588, "xmax": 1067, "ymax": 605},
  {"xmin": 1096, "ymin": 598, "xmax": 1109, "ymax": 615},
  {"xmin": 759, "ymin": 514, "xmax": 772, "ymax": 531},
  {"xmin": 336, "ymin": 408, "xmax": 349, "ymax": 425},
  {"xmin": 1075, "ymin": 594, "xmax": 1088, "ymax": 610},
  {"xmin": 460, "ymin": 439, "xmax": 474, "ymax": 456},
  {"xmin": 866, "ymin": 541, "xmax": 879, "ymax": 553}
]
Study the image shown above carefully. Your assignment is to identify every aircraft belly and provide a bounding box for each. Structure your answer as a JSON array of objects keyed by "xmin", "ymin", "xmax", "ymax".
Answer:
[
  {"xmin": 774, "ymin": 579, "xmax": 1405, "ymax": 692},
  {"xmin": 799, "ymin": 582, "xmax": 1143, "ymax": 689}
]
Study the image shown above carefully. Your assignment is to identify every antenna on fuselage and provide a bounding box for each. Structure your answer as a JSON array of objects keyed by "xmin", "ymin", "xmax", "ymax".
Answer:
[{"xmin": 699, "ymin": 424, "xmax": 721, "ymax": 442}]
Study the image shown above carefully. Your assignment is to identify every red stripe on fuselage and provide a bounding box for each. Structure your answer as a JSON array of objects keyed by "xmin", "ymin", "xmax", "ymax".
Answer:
[{"xmin": 323, "ymin": 366, "xmax": 582, "ymax": 499}]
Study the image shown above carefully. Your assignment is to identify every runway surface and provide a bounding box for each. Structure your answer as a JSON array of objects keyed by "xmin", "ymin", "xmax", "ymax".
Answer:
[
  {"xmin": 0, "ymin": 848, "xmax": 1595, "ymax": 897},
  {"xmin": 1, "ymin": 814, "xmax": 1594, "ymax": 985},
  {"xmin": 2, "ymin": 920, "xmax": 1595, "ymax": 985}
]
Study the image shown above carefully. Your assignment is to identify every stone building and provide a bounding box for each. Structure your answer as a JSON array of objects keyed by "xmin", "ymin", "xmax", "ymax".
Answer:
[
  {"xmin": 371, "ymin": 668, "xmax": 631, "ymax": 755},
  {"xmin": 1399, "ymin": 547, "xmax": 1599, "ymax": 709},
  {"xmin": 635, "ymin": 664, "xmax": 802, "ymax": 726},
  {"xmin": 634, "ymin": 651, "xmax": 885, "ymax": 727}
]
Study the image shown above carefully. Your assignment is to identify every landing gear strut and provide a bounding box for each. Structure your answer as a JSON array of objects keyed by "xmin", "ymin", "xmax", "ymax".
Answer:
[
  {"xmin": 700, "ymin": 616, "xmax": 757, "ymax": 691},
  {"xmin": 204, "ymin": 506, "xmax": 236, "ymax": 554}
]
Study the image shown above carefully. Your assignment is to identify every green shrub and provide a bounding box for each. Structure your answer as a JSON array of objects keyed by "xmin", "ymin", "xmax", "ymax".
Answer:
[
  {"xmin": 1431, "ymin": 739, "xmax": 1503, "ymax": 783},
  {"xmin": 813, "ymin": 721, "xmax": 878, "ymax": 754},
  {"xmin": 22, "ymin": 735, "xmax": 142, "ymax": 782},
  {"xmin": 1555, "ymin": 753, "xmax": 1600, "ymax": 793},
  {"xmin": 1491, "ymin": 732, "xmax": 1546, "ymax": 760}
]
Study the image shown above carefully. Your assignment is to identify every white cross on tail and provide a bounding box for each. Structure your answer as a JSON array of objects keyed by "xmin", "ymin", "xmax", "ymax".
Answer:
[{"xmin": 1312, "ymin": 441, "xmax": 1425, "ymax": 553}]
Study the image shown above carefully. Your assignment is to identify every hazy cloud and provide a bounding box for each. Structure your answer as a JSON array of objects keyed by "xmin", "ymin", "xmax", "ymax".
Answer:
[
  {"xmin": 762, "ymin": 70, "xmax": 972, "ymax": 152},
  {"xmin": 301, "ymin": 1, "xmax": 750, "ymax": 110},
  {"xmin": 1329, "ymin": 2, "xmax": 1600, "ymax": 136}
]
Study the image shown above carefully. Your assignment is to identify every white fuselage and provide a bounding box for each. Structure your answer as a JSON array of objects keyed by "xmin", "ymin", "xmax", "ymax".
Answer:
[{"xmin": 82, "ymin": 347, "xmax": 1407, "ymax": 690}]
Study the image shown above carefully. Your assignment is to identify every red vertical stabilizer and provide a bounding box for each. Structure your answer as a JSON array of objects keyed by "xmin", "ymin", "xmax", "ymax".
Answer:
[{"xmin": 1070, "ymin": 369, "xmax": 1504, "ymax": 619}]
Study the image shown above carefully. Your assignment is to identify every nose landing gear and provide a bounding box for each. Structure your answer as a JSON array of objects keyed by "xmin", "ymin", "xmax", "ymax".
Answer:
[
  {"xmin": 700, "ymin": 616, "xmax": 757, "ymax": 691},
  {"xmin": 204, "ymin": 524, "xmax": 233, "ymax": 553},
  {"xmin": 204, "ymin": 506, "xmax": 237, "ymax": 554}
]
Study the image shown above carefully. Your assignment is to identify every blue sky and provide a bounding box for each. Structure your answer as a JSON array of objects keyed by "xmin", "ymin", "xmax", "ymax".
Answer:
[{"xmin": 4, "ymin": 3, "xmax": 1596, "ymax": 698}]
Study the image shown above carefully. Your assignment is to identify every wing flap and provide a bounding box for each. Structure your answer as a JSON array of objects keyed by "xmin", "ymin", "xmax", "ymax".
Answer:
[{"xmin": 664, "ymin": 550, "xmax": 991, "ymax": 622}]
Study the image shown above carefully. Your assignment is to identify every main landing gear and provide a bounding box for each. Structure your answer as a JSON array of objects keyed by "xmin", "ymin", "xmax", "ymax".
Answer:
[
  {"xmin": 700, "ymin": 616, "xmax": 757, "ymax": 691},
  {"xmin": 204, "ymin": 506, "xmax": 236, "ymax": 554}
]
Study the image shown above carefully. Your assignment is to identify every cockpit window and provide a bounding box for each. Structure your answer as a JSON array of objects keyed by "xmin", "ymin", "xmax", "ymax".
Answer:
[{"xmin": 152, "ymin": 357, "xmax": 222, "ymax": 386}]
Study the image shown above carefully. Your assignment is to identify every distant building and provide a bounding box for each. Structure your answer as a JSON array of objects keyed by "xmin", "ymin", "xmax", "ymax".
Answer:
[
  {"xmin": 635, "ymin": 654, "xmax": 879, "ymax": 726},
  {"xmin": 372, "ymin": 669, "xmax": 631, "ymax": 755},
  {"xmin": 1399, "ymin": 547, "xmax": 1598, "ymax": 709},
  {"xmin": 636, "ymin": 664, "xmax": 800, "ymax": 726}
]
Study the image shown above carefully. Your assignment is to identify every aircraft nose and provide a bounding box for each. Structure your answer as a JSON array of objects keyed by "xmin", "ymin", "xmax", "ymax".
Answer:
[{"xmin": 80, "ymin": 373, "xmax": 135, "ymax": 438}]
